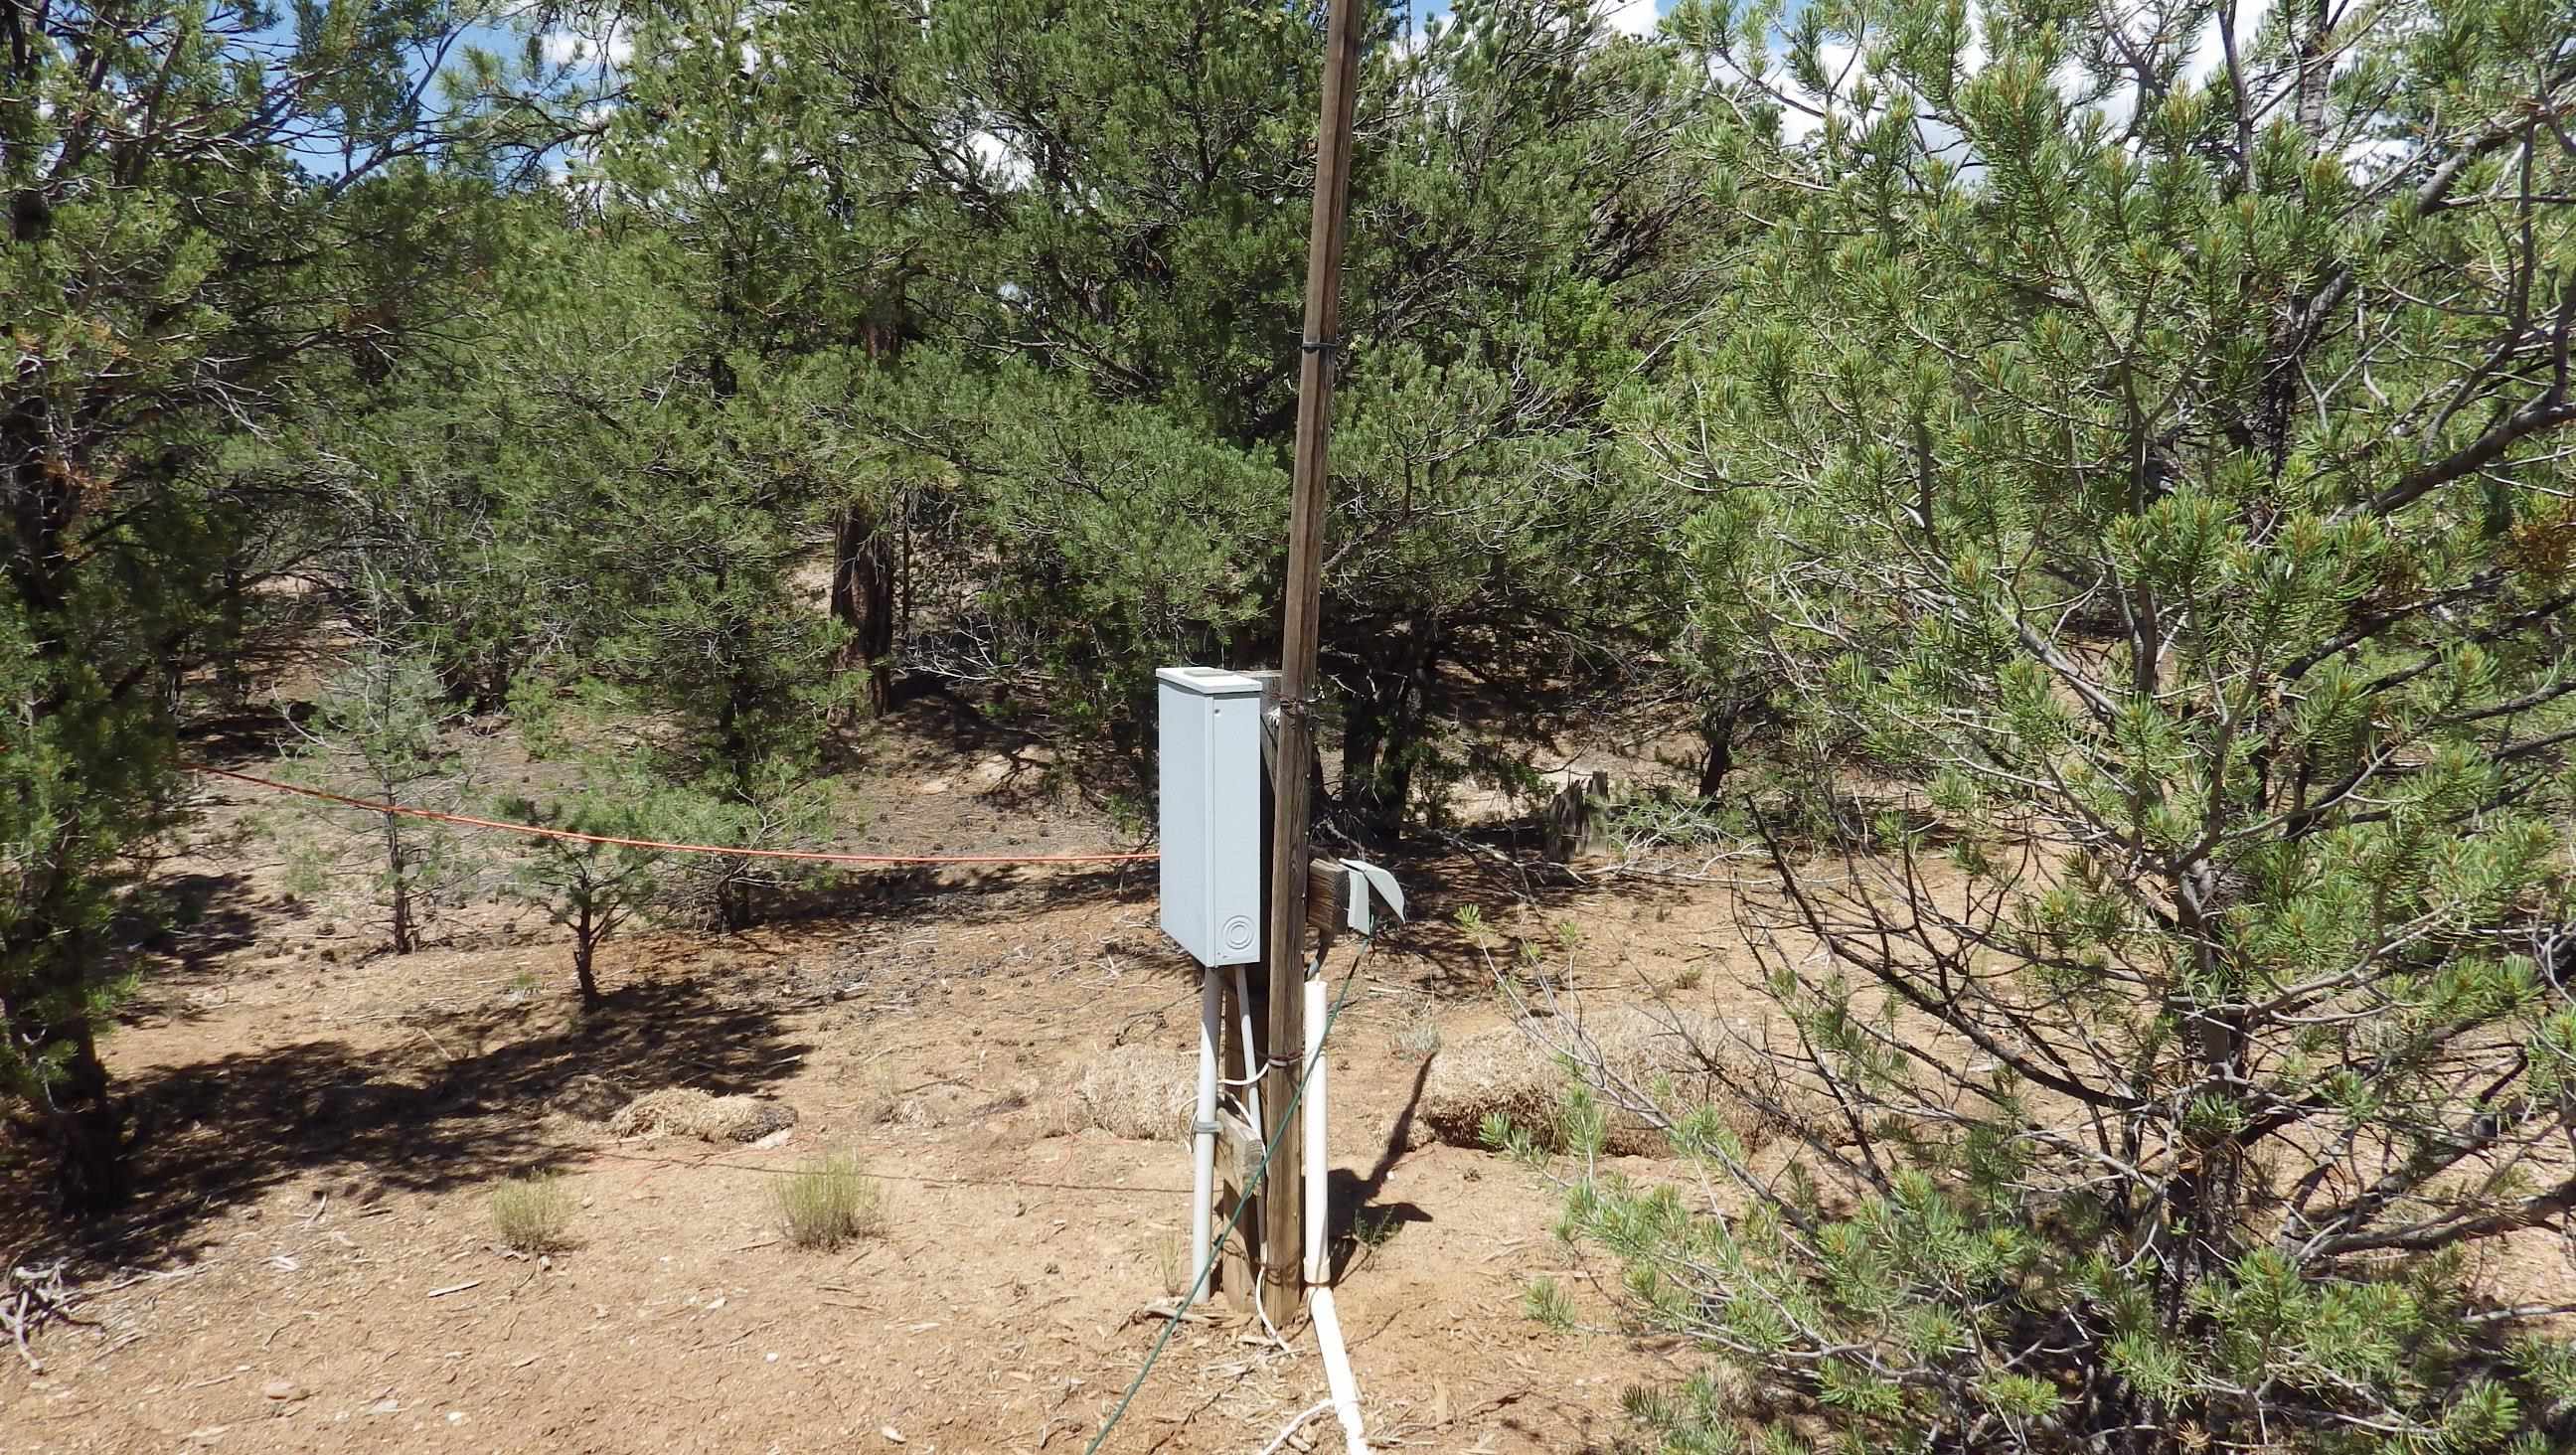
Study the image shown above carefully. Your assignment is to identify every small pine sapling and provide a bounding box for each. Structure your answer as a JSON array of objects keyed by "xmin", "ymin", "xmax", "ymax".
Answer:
[
  {"xmin": 651, "ymin": 761, "xmax": 844, "ymax": 931},
  {"xmin": 277, "ymin": 644, "xmax": 474, "ymax": 954},
  {"xmin": 497, "ymin": 787, "xmax": 667, "ymax": 1010}
]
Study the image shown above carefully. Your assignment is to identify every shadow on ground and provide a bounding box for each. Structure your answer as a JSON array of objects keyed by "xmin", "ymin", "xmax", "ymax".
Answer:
[
  {"xmin": 765, "ymin": 861, "xmax": 1158, "ymax": 938},
  {"xmin": 111, "ymin": 871, "xmax": 270, "ymax": 1027},
  {"xmin": 80, "ymin": 977, "xmax": 812, "ymax": 1269},
  {"xmin": 1323, "ymin": 1057, "xmax": 1436, "ymax": 1280},
  {"xmin": 177, "ymin": 701, "xmax": 316, "ymax": 767}
]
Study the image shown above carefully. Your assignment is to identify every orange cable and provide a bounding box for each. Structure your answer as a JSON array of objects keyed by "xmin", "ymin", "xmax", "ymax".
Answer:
[{"xmin": 186, "ymin": 764, "xmax": 1159, "ymax": 867}]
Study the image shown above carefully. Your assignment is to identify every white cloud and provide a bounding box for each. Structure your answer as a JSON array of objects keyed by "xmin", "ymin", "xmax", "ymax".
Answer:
[
  {"xmin": 1601, "ymin": 0, "xmax": 1662, "ymax": 39},
  {"xmin": 2051, "ymin": 49, "xmax": 2142, "ymax": 129},
  {"xmin": 2037, "ymin": 3, "xmax": 2276, "ymax": 138},
  {"xmin": 1776, "ymin": 40, "xmax": 1858, "ymax": 145},
  {"xmin": 2342, "ymin": 134, "xmax": 2412, "ymax": 178},
  {"xmin": 2050, "ymin": 52, "xmax": 2093, "ymax": 102},
  {"xmin": 541, "ymin": 22, "xmax": 634, "ymax": 70},
  {"xmin": 2184, "ymin": 0, "xmax": 2271, "ymax": 88},
  {"xmin": 969, "ymin": 128, "xmax": 1033, "ymax": 188}
]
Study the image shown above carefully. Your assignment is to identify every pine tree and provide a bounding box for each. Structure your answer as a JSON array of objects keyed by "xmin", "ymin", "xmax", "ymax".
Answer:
[
  {"xmin": 496, "ymin": 786, "xmax": 668, "ymax": 1010},
  {"xmin": 703, "ymin": 0, "xmax": 1733, "ymax": 833},
  {"xmin": 594, "ymin": 0, "xmax": 931, "ymax": 718},
  {"xmin": 0, "ymin": 0, "xmax": 574, "ymax": 1212},
  {"xmin": 275, "ymin": 640, "xmax": 474, "ymax": 956},
  {"xmin": 1566, "ymin": 1, "xmax": 2576, "ymax": 1449},
  {"xmin": 1322, "ymin": 0, "xmax": 1723, "ymax": 835},
  {"xmin": 421, "ymin": 220, "xmax": 858, "ymax": 927}
]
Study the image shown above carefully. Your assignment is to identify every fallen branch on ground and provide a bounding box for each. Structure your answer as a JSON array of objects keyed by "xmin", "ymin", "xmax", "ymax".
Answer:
[{"xmin": 2, "ymin": 1259, "xmax": 94, "ymax": 1374}]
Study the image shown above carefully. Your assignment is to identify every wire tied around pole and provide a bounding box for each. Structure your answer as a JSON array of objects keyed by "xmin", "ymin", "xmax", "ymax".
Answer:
[{"xmin": 1267, "ymin": 691, "xmax": 1325, "ymax": 729}]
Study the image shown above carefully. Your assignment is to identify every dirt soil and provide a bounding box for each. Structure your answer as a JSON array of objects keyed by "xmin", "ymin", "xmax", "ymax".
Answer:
[{"xmin": 0, "ymin": 703, "xmax": 1757, "ymax": 1455}]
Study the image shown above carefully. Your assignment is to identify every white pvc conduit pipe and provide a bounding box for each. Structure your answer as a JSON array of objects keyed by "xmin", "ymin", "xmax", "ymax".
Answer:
[
  {"xmin": 1302, "ymin": 970, "xmax": 1331, "ymax": 1284},
  {"xmin": 1186, "ymin": 966, "xmax": 1221, "ymax": 1314},
  {"xmin": 1232, "ymin": 963, "xmax": 1263, "ymax": 1131},
  {"xmin": 1303, "ymin": 968, "xmax": 1369, "ymax": 1455}
]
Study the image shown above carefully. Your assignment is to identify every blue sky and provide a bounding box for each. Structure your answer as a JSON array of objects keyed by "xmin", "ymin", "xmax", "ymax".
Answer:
[
  {"xmin": 1408, "ymin": 0, "xmax": 1669, "ymax": 38},
  {"xmin": 252, "ymin": 0, "xmax": 1681, "ymax": 175}
]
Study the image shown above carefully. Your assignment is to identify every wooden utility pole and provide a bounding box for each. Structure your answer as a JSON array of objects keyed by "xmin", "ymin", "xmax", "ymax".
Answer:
[{"xmin": 1261, "ymin": 0, "xmax": 1367, "ymax": 1324}]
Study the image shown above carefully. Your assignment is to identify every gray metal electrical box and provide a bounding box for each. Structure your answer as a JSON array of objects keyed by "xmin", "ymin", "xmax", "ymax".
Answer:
[
  {"xmin": 1342, "ymin": 858, "xmax": 1405, "ymax": 938},
  {"xmin": 1157, "ymin": 667, "xmax": 1264, "ymax": 967}
]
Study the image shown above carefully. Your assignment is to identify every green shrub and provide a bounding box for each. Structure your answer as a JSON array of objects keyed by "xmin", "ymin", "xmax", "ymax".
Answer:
[{"xmin": 1579, "ymin": 3, "xmax": 2576, "ymax": 1448}]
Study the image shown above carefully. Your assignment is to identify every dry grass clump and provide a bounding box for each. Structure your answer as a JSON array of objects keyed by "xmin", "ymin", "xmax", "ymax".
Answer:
[
  {"xmin": 1414, "ymin": 1007, "xmax": 1756, "ymax": 1156},
  {"xmin": 607, "ymin": 1087, "xmax": 798, "ymax": 1143},
  {"xmin": 1054, "ymin": 1045, "xmax": 1195, "ymax": 1141},
  {"xmin": 1152, "ymin": 1231, "xmax": 1187, "ymax": 1297},
  {"xmin": 1394, "ymin": 1017, "xmax": 1443, "ymax": 1062},
  {"xmin": 490, "ymin": 1173, "xmax": 576, "ymax": 1252},
  {"xmin": 774, "ymin": 1152, "xmax": 888, "ymax": 1249},
  {"xmin": 1413, "ymin": 1025, "xmax": 1565, "ymax": 1148},
  {"xmin": 844, "ymin": 1066, "xmax": 900, "ymax": 1128}
]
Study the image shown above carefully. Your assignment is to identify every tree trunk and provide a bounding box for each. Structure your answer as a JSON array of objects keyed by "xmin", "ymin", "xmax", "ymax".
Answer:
[
  {"xmin": 2292, "ymin": 0, "xmax": 2332, "ymax": 139},
  {"xmin": 1696, "ymin": 705, "xmax": 1737, "ymax": 800},
  {"xmin": 216, "ymin": 558, "xmax": 246, "ymax": 708},
  {"xmin": 1338, "ymin": 616, "xmax": 1441, "ymax": 845},
  {"xmin": 714, "ymin": 869, "xmax": 756, "ymax": 931},
  {"xmin": 573, "ymin": 900, "xmax": 601, "ymax": 1010},
  {"xmin": 384, "ymin": 810, "xmax": 414, "ymax": 954},
  {"xmin": 4, "ymin": 432, "xmax": 137, "ymax": 1215},
  {"xmin": 718, "ymin": 649, "xmax": 760, "ymax": 791},
  {"xmin": 2, "ymin": 911, "xmax": 131, "ymax": 1216},
  {"xmin": 831, "ymin": 308, "xmax": 907, "ymax": 719},
  {"xmin": 1341, "ymin": 684, "xmax": 1395, "ymax": 841},
  {"xmin": 831, "ymin": 502, "xmax": 895, "ymax": 717},
  {"xmin": 3, "ymin": 889, "xmax": 131, "ymax": 1216},
  {"xmin": 45, "ymin": 1029, "xmax": 128, "ymax": 1217}
]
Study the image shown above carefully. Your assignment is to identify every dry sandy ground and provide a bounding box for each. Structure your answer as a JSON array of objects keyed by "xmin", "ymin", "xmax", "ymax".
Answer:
[{"xmin": 0, "ymin": 714, "xmax": 1753, "ymax": 1455}]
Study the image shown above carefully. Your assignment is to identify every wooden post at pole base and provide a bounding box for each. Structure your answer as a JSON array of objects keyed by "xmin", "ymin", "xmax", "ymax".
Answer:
[
  {"xmin": 1266, "ymin": 0, "xmax": 1368, "ymax": 1323},
  {"xmin": 1252, "ymin": 673, "xmax": 1297, "ymax": 1329},
  {"xmin": 1214, "ymin": 971, "xmax": 1263, "ymax": 1311}
]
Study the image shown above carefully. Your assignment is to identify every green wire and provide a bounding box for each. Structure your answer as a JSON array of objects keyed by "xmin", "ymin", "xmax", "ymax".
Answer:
[{"xmin": 1082, "ymin": 953, "xmax": 1366, "ymax": 1455}]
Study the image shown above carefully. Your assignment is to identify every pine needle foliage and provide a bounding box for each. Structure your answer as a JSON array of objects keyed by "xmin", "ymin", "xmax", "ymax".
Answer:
[
  {"xmin": 275, "ymin": 641, "xmax": 474, "ymax": 955},
  {"xmin": 2, "ymin": 0, "xmax": 588, "ymax": 1212},
  {"xmin": 496, "ymin": 782, "xmax": 670, "ymax": 1010},
  {"xmin": 1583, "ymin": 1, "xmax": 2576, "ymax": 1450}
]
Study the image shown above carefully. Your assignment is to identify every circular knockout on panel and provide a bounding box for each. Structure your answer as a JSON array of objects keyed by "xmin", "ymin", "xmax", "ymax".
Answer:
[{"xmin": 1221, "ymin": 914, "xmax": 1256, "ymax": 954}]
